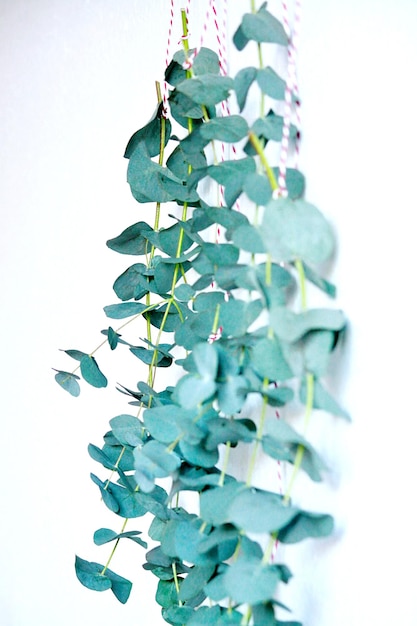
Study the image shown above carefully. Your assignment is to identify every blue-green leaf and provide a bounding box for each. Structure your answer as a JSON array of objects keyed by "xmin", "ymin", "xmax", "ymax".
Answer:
[
  {"xmin": 257, "ymin": 67, "xmax": 286, "ymax": 100},
  {"xmin": 300, "ymin": 378, "xmax": 350, "ymax": 420},
  {"xmin": 260, "ymin": 198, "xmax": 335, "ymax": 264},
  {"xmin": 176, "ymin": 75, "xmax": 233, "ymax": 107},
  {"xmin": 80, "ymin": 355, "xmax": 107, "ymax": 388},
  {"xmin": 251, "ymin": 336, "xmax": 293, "ymax": 381},
  {"xmin": 270, "ymin": 306, "xmax": 346, "ymax": 343},
  {"xmin": 53, "ymin": 370, "xmax": 80, "ymax": 397},
  {"xmin": 200, "ymin": 116, "xmax": 249, "ymax": 143},
  {"xmin": 234, "ymin": 66, "xmax": 257, "ymax": 110},
  {"xmin": 106, "ymin": 221, "xmax": 154, "ymax": 256},
  {"xmin": 134, "ymin": 441, "xmax": 181, "ymax": 492},
  {"xmin": 104, "ymin": 302, "xmax": 148, "ymax": 319},
  {"xmin": 109, "ymin": 414, "xmax": 144, "ymax": 447},
  {"xmin": 241, "ymin": 9, "xmax": 288, "ymax": 46},
  {"xmin": 75, "ymin": 556, "xmax": 112, "ymax": 593}
]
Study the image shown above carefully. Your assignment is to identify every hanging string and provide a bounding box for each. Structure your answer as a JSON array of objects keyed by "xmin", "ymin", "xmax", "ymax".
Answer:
[{"xmin": 278, "ymin": 0, "xmax": 302, "ymax": 194}]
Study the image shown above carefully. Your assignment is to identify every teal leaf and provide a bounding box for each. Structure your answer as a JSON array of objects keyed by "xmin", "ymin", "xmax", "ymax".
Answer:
[
  {"xmin": 200, "ymin": 482, "xmax": 246, "ymax": 526},
  {"xmin": 134, "ymin": 441, "xmax": 181, "ymax": 492},
  {"xmin": 113, "ymin": 264, "xmax": 148, "ymax": 301},
  {"xmin": 159, "ymin": 222, "xmax": 193, "ymax": 257},
  {"xmin": 104, "ymin": 302, "xmax": 148, "ymax": 319},
  {"xmin": 124, "ymin": 103, "xmax": 171, "ymax": 158},
  {"xmin": 300, "ymin": 378, "xmax": 350, "ymax": 420},
  {"xmin": 251, "ymin": 336, "xmax": 293, "ymax": 381},
  {"xmin": 107, "ymin": 327, "xmax": 119, "ymax": 350},
  {"xmin": 270, "ymin": 306, "xmax": 346, "ymax": 343},
  {"xmin": 300, "ymin": 261, "xmax": 336, "ymax": 298},
  {"xmin": 106, "ymin": 221, "xmax": 154, "ymax": 256},
  {"xmin": 130, "ymin": 345, "xmax": 172, "ymax": 368},
  {"xmin": 303, "ymin": 330, "xmax": 336, "ymax": 376},
  {"xmin": 80, "ymin": 355, "xmax": 107, "ymax": 388},
  {"xmin": 156, "ymin": 579, "xmax": 183, "ymax": 609},
  {"xmin": 256, "ymin": 67, "xmax": 286, "ymax": 100},
  {"xmin": 278, "ymin": 511, "xmax": 334, "ymax": 544},
  {"xmin": 88, "ymin": 445, "xmax": 116, "ymax": 470},
  {"xmin": 109, "ymin": 414, "xmax": 144, "ymax": 447},
  {"xmin": 179, "ymin": 564, "xmax": 216, "ymax": 602},
  {"xmin": 127, "ymin": 142, "xmax": 198, "ymax": 204},
  {"xmin": 228, "ymin": 488, "xmax": 297, "ymax": 533},
  {"xmin": 283, "ymin": 168, "xmax": 305, "ymax": 200},
  {"xmin": 104, "ymin": 567, "xmax": 133, "ymax": 604},
  {"xmin": 262, "ymin": 418, "xmax": 327, "ymax": 482},
  {"xmin": 176, "ymin": 75, "xmax": 234, "ymax": 107},
  {"xmin": 242, "ymin": 172, "xmax": 272, "ymax": 206},
  {"xmin": 53, "ymin": 370, "xmax": 80, "ymax": 397},
  {"xmin": 144, "ymin": 405, "xmax": 197, "ymax": 445},
  {"xmin": 205, "ymin": 418, "xmax": 255, "ymax": 448},
  {"xmin": 162, "ymin": 606, "xmax": 195, "ymax": 625},
  {"xmin": 200, "ymin": 116, "xmax": 249, "ymax": 143},
  {"xmin": 260, "ymin": 198, "xmax": 335, "ymax": 264},
  {"xmin": 75, "ymin": 556, "xmax": 112, "ymax": 593},
  {"xmin": 217, "ymin": 375, "xmax": 248, "ymax": 414},
  {"xmin": 169, "ymin": 90, "xmax": 206, "ymax": 126},
  {"xmin": 175, "ymin": 283, "xmax": 195, "ymax": 302},
  {"xmin": 241, "ymin": 9, "xmax": 288, "ymax": 46},
  {"xmin": 233, "ymin": 21, "xmax": 250, "ymax": 51},
  {"xmin": 193, "ymin": 47, "xmax": 221, "ymax": 76},
  {"xmin": 93, "ymin": 528, "xmax": 147, "ymax": 549},
  {"xmin": 234, "ymin": 66, "xmax": 257, "ymax": 111},
  {"xmin": 167, "ymin": 142, "xmax": 207, "ymax": 179},
  {"xmin": 75, "ymin": 556, "xmax": 132, "ymax": 604},
  {"xmin": 219, "ymin": 298, "xmax": 263, "ymax": 337},
  {"xmin": 63, "ymin": 349, "xmax": 87, "ymax": 361},
  {"xmin": 206, "ymin": 157, "xmax": 256, "ymax": 207},
  {"xmin": 223, "ymin": 555, "xmax": 282, "ymax": 605},
  {"xmin": 179, "ymin": 439, "xmax": 219, "ymax": 468}
]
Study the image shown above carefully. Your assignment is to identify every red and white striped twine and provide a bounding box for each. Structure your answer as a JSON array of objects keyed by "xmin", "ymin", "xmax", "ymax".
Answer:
[{"xmin": 278, "ymin": 0, "xmax": 302, "ymax": 194}]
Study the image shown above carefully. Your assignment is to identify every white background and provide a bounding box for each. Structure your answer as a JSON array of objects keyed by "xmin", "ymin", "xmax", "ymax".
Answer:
[{"xmin": 1, "ymin": 1, "xmax": 417, "ymax": 624}]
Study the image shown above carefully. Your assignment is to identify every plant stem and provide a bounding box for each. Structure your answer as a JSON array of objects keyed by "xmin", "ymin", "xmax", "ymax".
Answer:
[
  {"xmin": 248, "ymin": 131, "xmax": 278, "ymax": 191},
  {"xmin": 100, "ymin": 517, "xmax": 128, "ymax": 575}
]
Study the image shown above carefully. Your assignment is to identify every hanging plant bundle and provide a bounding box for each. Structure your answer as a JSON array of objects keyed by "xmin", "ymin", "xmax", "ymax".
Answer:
[{"xmin": 55, "ymin": 3, "xmax": 348, "ymax": 624}]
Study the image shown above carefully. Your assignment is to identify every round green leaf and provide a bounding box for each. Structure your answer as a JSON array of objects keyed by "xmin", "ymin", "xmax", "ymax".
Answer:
[{"xmin": 260, "ymin": 198, "xmax": 335, "ymax": 264}]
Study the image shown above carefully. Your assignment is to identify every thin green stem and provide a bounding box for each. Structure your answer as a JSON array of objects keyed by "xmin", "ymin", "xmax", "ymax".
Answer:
[
  {"xmin": 100, "ymin": 518, "xmax": 128, "ymax": 575},
  {"xmin": 248, "ymin": 131, "xmax": 278, "ymax": 191}
]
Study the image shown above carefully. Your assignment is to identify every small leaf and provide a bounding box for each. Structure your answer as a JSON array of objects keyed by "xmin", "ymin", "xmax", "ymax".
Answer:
[
  {"xmin": 107, "ymin": 327, "xmax": 119, "ymax": 350},
  {"xmin": 270, "ymin": 307, "xmax": 346, "ymax": 343},
  {"xmin": 242, "ymin": 172, "xmax": 272, "ymax": 206},
  {"xmin": 104, "ymin": 302, "xmax": 148, "ymax": 319},
  {"xmin": 200, "ymin": 116, "xmax": 249, "ymax": 143},
  {"xmin": 176, "ymin": 75, "xmax": 234, "ymax": 107},
  {"xmin": 234, "ymin": 66, "xmax": 257, "ymax": 111},
  {"xmin": 223, "ymin": 555, "xmax": 282, "ymax": 605},
  {"xmin": 257, "ymin": 67, "xmax": 286, "ymax": 100},
  {"xmin": 251, "ymin": 336, "xmax": 293, "ymax": 381},
  {"xmin": 241, "ymin": 9, "xmax": 288, "ymax": 45},
  {"xmin": 300, "ymin": 378, "xmax": 350, "ymax": 420},
  {"xmin": 110, "ymin": 414, "xmax": 144, "ymax": 447},
  {"xmin": 53, "ymin": 370, "xmax": 80, "ymax": 397},
  {"xmin": 134, "ymin": 441, "xmax": 181, "ymax": 492},
  {"xmin": 75, "ymin": 556, "xmax": 112, "ymax": 593},
  {"xmin": 106, "ymin": 221, "xmax": 154, "ymax": 255},
  {"xmin": 124, "ymin": 103, "xmax": 171, "ymax": 158},
  {"xmin": 80, "ymin": 355, "xmax": 107, "ymax": 388}
]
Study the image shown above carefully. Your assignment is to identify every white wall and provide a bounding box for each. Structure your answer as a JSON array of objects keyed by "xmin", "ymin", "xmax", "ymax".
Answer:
[{"xmin": 1, "ymin": 1, "xmax": 417, "ymax": 624}]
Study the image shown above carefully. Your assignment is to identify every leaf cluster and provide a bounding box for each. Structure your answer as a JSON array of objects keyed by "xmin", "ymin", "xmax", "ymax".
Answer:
[{"xmin": 55, "ymin": 4, "xmax": 347, "ymax": 625}]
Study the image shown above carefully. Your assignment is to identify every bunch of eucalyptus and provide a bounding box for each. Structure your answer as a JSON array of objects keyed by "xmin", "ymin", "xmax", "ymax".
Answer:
[{"xmin": 55, "ymin": 3, "xmax": 347, "ymax": 624}]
